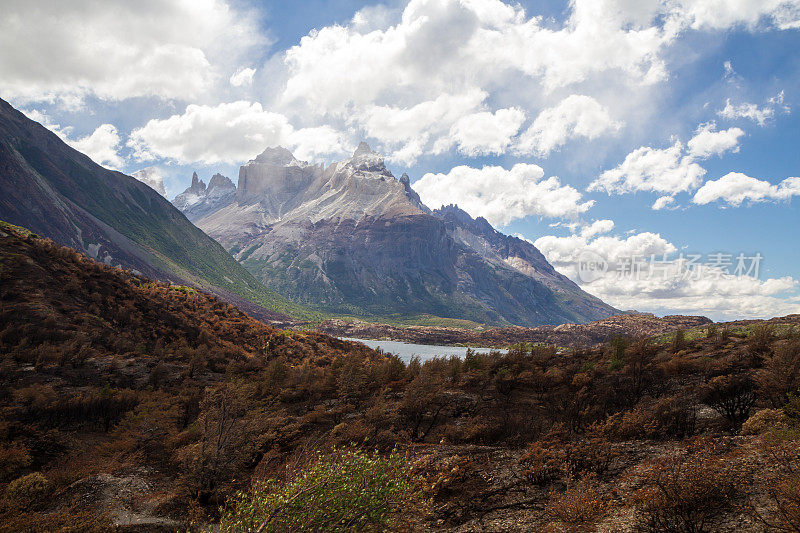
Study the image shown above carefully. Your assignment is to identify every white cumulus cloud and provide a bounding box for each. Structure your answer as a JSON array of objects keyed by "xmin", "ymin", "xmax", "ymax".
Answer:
[
  {"xmin": 0, "ymin": 0, "xmax": 265, "ymax": 105},
  {"xmin": 674, "ymin": 0, "xmax": 800, "ymax": 30},
  {"xmin": 590, "ymin": 120, "xmax": 746, "ymax": 199},
  {"xmin": 22, "ymin": 109, "xmax": 124, "ymax": 170},
  {"xmin": 686, "ymin": 122, "xmax": 745, "ymax": 158},
  {"xmin": 360, "ymin": 90, "xmax": 488, "ymax": 163},
  {"xmin": 68, "ymin": 124, "xmax": 125, "ymax": 170},
  {"xmin": 693, "ymin": 172, "xmax": 800, "ymax": 206},
  {"xmin": 274, "ymin": 0, "xmax": 678, "ymax": 161},
  {"xmin": 412, "ymin": 163, "xmax": 594, "ymax": 227},
  {"xmin": 652, "ymin": 195, "xmax": 676, "ymax": 210},
  {"xmin": 533, "ymin": 224, "xmax": 800, "ymax": 320},
  {"xmin": 589, "ymin": 141, "xmax": 706, "ymax": 195},
  {"xmin": 718, "ymin": 92, "xmax": 790, "ymax": 126},
  {"xmin": 128, "ymin": 101, "xmax": 293, "ymax": 165},
  {"xmin": 287, "ymin": 126, "xmax": 350, "ymax": 162},
  {"xmin": 515, "ymin": 95, "xmax": 622, "ymax": 156},
  {"xmin": 230, "ymin": 67, "xmax": 256, "ymax": 87},
  {"xmin": 127, "ymin": 101, "xmax": 353, "ymax": 165},
  {"xmin": 131, "ymin": 167, "xmax": 167, "ymax": 196},
  {"xmin": 580, "ymin": 219, "xmax": 616, "ymax": 239},
  {"xmin": 448, "ymin": 108, "xmax": 526, "ymax": 156}
]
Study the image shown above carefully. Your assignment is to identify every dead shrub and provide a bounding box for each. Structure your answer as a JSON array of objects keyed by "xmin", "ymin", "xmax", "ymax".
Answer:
[
  {"xmin": 0, "ymin": 444, "xmax": 31, "ymax": 482},
  {"xmin": 700, "ymin": 373, "xmax": 757, "ymax": 431},
  {"xmin": 521, "ymin": 427, "xmax": 619, "ymax": 485},
  {"xmin": 745, "ymin": 429, "xmax": 800, "ymax": 532},
  {"xmin": 601, "ymin": 394, "xmax": 696, "ymax": 441},
  {"xmin": 756, "ymin": 339, "xmax": 800, "ymax": 407},
  {"xmin": 631, "ymin": 439, "xmax": 744, "ymax": 533},
  {"xmin": 545, "ymin": 474, "xmax": 610, "ymax": 532},
  {"xmin": 3, "ymin": 472, "xmax": 51, "ymax": 508}
]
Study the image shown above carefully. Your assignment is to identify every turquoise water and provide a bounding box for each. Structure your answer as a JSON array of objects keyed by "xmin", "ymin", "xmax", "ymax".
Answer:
[{"xmin": 339, "ymin": 337, "xmax": 504, "ymax": 363}]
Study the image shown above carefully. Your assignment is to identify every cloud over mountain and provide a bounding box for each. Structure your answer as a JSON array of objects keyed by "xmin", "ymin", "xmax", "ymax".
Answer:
[{"xmin": 413, "ymin": 163, "xmax": 594, "ymax": 227}]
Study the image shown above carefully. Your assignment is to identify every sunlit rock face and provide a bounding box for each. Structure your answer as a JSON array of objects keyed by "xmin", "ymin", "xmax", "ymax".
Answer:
[{"xmin": 176, "ymin": 143, "xmax": 617, "ymax": 326}]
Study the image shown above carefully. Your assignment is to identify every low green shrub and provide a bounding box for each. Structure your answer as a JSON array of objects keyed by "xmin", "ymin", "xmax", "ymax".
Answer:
[
  {"xmin": 4, "ymin": 472, "xmax": 51, "ymax": 506},
  {"xmin": 216, "ymin": 447, "xmax": 419, "ymax": 532}
]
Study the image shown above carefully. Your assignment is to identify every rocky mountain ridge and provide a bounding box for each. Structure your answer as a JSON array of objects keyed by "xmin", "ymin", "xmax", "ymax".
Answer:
[
  {"xmin": 176, "ymin": 143, "xmax": 618, "ymax": 326},
  {"xmin": 173, "ymin": 171, "xmax": 236, "ymax": 221}
]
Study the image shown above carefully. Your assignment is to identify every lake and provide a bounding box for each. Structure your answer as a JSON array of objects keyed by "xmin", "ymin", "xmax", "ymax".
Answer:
[{"xmin": 339, "ymin": 337, "xmax": 504, "ymax": 363}]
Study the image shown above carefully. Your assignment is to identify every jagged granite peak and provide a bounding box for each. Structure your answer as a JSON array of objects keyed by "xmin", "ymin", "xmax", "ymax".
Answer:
[
  {"xmin": 173, "ymin": 171, "xmax": 237, "ymax": 222},
  {"xmin": 189, "ymin": 171, "xmax": 206, "ymax": 194},
  {"xmin": 184, "ymin": 143, "xmax": 618, "ymax": 326},
  {"xmin": 435, "ymin": 204, "xmax": 498, "ymax": 237},
  {"xmin": 345, "ymin": 141, "xmax": 388, "ymax": 175},
  {"xmin": 252, "ymin": 146, "xmax": 309, "ymax": 167},
  {"xmin": 208, "ymin": 173, "xmax": 235, "ymax": 191},
  {"xmin": 433, "ymin": 203, "xmax": 584, "ymax": 292},
  {"xmin": 236, "ymin": 146, "xmax": 323, "ymax": 212},
  {"xmin": 431, "ymin": 204, "xmax": 613, "ymax": 323},
  {"xmin": 353, "ymin": 141, "xmax": 372, "ymax": 156},
  {"xmin": 399, "ymin": 172, "xmax": 424, "ymax": 206},
  {"xmin": 215, "ymin": 143, "xmax": 422, "ymax": 225}
]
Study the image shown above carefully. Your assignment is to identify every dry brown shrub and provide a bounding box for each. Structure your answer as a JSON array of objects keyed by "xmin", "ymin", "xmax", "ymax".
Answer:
[
  {"xmin": 0, "ymin": 509, "xmax": 113, "ymax": 533},
  {"xmin": 745, "ymin": 429, "xmax": 800, "ymax": 531},
  {"xmin": 630, "ymin": 438, "xmax": 746, "ymax": 532},
  {"xmin": 756, "ymin": 339, "xmax": 800, "ymax": 407},
  {"xmin": 700, "ymin": 373, "xmax": 757, "ymax": 431},
  {"xmin": 0, "ymin": 444, "xmax": 31, "ymax": 482},
  {"xmin": 601, "ymin": 394, "xmax": 696, "ymax": 441},
  {"xmin": 659, "ymin": 354, "xmax": 704, "ymax": 376},
  {"xmin": 544, "ymin": 474, "xmax": 611, "ymax": 532},
  {"xmin": 747, "ymin": 324, "xmax": 776, "ymax": 363},
  {"xmin": 520, "ymin": 427, "xmax": 619, "ymax": 485}
]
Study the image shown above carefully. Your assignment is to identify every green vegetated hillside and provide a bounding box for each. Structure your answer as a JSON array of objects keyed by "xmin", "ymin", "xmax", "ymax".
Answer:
[
  {"xmin": 2, "ymin": 224, "xmax": 800, "ymax": 531},
  {"xmin": 0, "ymin": 97, "xmax": 318, "ymax": 322}
]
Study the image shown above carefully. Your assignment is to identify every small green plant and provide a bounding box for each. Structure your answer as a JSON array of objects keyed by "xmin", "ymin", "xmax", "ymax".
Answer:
[
  {"xmin": 4, "ymin": 472, "xmax": 51, "ymax": 506},
  {"xmin": 215, "ymin": 447, "xmax": 420, "ymax": 532},
  {"xmin": 671, "ymin": 329, "xmax": 686, "ymax": 352},
  {"xmin": 171, "ymin": 285, "xmax": 197, "ymax": 295},
  {"xmin": 784, "ymin": 392, "xmax": 800, "ymax": 428},
  {"xmin": 607, "ymin": 336, "xmax": 629, "ymax": 361}
]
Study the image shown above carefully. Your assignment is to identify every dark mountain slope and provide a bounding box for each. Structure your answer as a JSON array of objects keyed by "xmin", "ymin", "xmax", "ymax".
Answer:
[
  {"xmin": 0, "ymin": 97, "xmax": 313, "ymax": 322},
  {"xmin": 432, "ymin": 204, "xmax": 614, "ymax": 323}
]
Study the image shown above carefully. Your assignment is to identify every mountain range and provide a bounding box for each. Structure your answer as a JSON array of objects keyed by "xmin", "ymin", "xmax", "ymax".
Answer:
[
  {"xmin": 177, "ymin": 143, "xmax": 617, "ymax": 326},
  {"xmin": 0, "ymin": 97, "xmax": 313, "ymax": 323},
  {"xmin": 0, "ymin": 94, "xmax": 616, "ymax": 327}
]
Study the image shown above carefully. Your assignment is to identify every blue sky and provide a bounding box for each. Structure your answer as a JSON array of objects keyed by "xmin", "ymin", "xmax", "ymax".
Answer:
[{"xmin": 1, "ymin": 0, "xmax": 799, "ymax": 320}]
